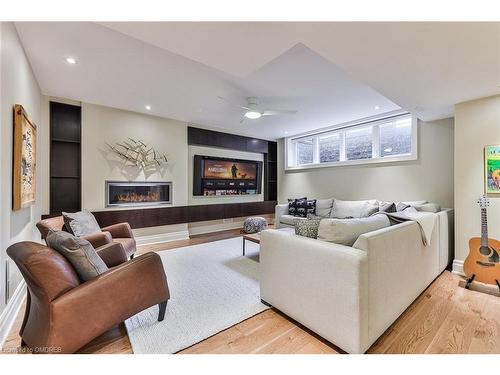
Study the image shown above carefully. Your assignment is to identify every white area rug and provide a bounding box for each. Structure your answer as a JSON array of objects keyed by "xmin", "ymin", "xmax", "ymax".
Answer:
[{"xmin": 124, "ymin": 237, "xmax": 268, "ymax": 354}]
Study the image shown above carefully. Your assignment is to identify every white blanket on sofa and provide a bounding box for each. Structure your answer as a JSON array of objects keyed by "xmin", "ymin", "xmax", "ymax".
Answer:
[{"xmin": 375, "ymin": 208, "xmax": 437, "ymax": 246}]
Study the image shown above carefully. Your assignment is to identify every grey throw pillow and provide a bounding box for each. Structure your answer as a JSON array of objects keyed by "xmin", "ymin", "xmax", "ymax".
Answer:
[
  {"xmin": 294, "ymin": 218, "xmax": 321, "ymax": 239},
  {"xmin": 62, "ymin": 210, "xmax": 101, "ymax": 237},
  {"xmin": 379, "ymin": 202, "xmax": 396, "ymax": 213},
  {"xmin": 46, "ymin": 230, "xmax": 108, "ymax": 282}
]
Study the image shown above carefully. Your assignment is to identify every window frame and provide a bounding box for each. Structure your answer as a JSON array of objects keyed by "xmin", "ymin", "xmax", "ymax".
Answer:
[{"xmin": 285, "ymin": 111, "xmax": 417, "ymax": 171}]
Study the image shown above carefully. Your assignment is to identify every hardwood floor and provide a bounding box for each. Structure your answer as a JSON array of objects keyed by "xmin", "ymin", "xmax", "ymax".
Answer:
[{"xmin": 3, "ymin": 228, "xmax": 500, "ymax": 354}]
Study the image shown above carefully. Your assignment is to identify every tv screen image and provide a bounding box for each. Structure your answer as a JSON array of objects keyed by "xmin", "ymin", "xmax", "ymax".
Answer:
[
  {"xmin": 193, "ymin": 155, "xmax": 262, "ymax": 196},
  {"xmin": 203, "ymin": 160, "xmax": 257, "ymax": 180}
]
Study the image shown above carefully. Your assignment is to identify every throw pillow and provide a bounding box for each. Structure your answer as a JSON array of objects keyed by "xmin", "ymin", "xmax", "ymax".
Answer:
[
  {"xmin": 288, "ymin": 197, "xmax": 307, "ymax": 216},
  {"xmin": 317, "ymin": 215, "xmax": 390, "ymax": 246},
  {"xmin": 296, "ymin": 199, "xmax": 316, "ymax": 218},
  {"xmin": 331, "ymin": 199, "xmax": 379, "ymax": 219},
  {"xmin": 62, "ymin": 210, "xmax": 101, "ymax": 237},
  {"xmin": 315, "ymin": 198, "xmax": 334, "ymax": 217},
  {"xmin": 379, "ymin": 202, "xmax": 396, "ymax": 213},
  {"xmin": 396, "ymin": 202, "xmax": 411, "ymax": 212},
  {"xmin": 411, "ymin": 202, "xmax": 441, "ymax": 213},
  {"xmin": 46, "ymin": 230, "xmax": 108, "ymax": 282},
  {"xmin": 294, "ymin": 218, "xmax": 321, "ymax": 239}
]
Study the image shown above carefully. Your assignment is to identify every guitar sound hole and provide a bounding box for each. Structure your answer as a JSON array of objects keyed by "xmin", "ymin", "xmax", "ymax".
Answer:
[{"xmin": 479, "ymin": 246, "xmax": 493, "ymax": 256}]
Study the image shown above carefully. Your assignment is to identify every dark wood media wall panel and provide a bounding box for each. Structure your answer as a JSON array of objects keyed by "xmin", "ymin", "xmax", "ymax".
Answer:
[
  {"xmin": 187, "ymin": 126, "xmax": 277, "ymax": 201},
  {"xmin": 49, "ymin": 102, "xmax": 82, "ymax": 214},
  {"xmin": 90, "ymin": 201, "xmax": 277, "ymax": 229}
]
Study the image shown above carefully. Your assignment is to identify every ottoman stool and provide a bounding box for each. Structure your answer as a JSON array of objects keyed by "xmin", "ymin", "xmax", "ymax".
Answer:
[{"xmin": 243, "ymin": 217, "xmax": 268, "ymax": 234}]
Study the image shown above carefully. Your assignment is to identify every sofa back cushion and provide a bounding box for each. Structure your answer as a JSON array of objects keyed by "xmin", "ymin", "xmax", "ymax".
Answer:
[
  {"xmin": 330, "ymin": 199, "xmax": 379, "ymax": 219},
  {"xmin": 317, "ymin": 215, "xmax": 390, "ymax": 246},
  {"xmin": 315, "ymin": 198, "xmax": 334, "ymax": 217}
]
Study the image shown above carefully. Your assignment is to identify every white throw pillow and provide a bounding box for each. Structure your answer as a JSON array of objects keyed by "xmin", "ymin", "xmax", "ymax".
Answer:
[
  {"xmin": 315, "ymin": 198, "xmax": 334, "ymax": 217},
  {"xmin": 330, "ymin": 199, "xmax": 379, "ymax": 219},
  {"xmin": 317, "ymin": 215, "xmax": 390, "ymax": 246}
]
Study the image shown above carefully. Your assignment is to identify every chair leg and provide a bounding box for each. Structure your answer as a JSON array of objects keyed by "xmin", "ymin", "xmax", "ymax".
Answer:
[{"xmin": 158, "ymin": 300, "xmax": 168, "ymax": 321}]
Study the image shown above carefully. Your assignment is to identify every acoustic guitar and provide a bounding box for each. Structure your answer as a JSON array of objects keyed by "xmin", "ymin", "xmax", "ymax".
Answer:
[{"xmin": 463, "ymin": 195, "xmax": 500, "ymax": 290}]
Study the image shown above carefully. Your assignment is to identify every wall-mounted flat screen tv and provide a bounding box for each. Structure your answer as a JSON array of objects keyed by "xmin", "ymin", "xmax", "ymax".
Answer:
[{"xmin": 193, "ymin": 155, "xmax": 263, "ymax": 196}]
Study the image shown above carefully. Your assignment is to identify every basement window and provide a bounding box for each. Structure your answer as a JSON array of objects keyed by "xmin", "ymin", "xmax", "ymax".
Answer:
[{"xmin": 285, "ymin": 112, "xmax": 417, "ymax": 170}]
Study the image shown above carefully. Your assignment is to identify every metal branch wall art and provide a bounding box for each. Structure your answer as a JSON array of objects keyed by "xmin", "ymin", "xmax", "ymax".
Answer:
[{"xmin": 106, "ymin": 138, "xmax": 168, "ymax": 170}]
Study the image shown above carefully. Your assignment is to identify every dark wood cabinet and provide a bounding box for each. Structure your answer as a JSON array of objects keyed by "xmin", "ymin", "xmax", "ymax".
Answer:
[
  {"xmin": 88, "ymin": 201, "xmax": 277, "ymax": 229},
  {"xmin": 188, "ymin": 126, "xmax": 277, "ymax": 202},
  {"xmin": 49, "ymin": 102, "xmax": 82, "ymax": 214}
]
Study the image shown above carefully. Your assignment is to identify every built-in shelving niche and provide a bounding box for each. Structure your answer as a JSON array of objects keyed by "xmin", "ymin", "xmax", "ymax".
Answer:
[{"xmin": 49, "ymin": 102, "xmax": 82, "ymax": 214}]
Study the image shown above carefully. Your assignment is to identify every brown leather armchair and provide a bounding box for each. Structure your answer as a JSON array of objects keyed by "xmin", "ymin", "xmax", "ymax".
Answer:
[
  {"xmin": 7, "ymin": 241, "xmax": 169, "ymax": 354},
  {"xmin": 36, "ymin": 216, "xmax": 137, "ymax": 261}
]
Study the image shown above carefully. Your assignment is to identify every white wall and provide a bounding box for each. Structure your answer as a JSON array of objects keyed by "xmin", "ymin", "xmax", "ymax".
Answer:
[
  {"xmin": 0, "ymin": 22, "xmax": 42, "ymax": 312},
  {"xmin": 81, "ymin": 103, "xmax": 189, "ymax": 210},
  {"xmin": 454, "ymin": 95, "xmax": 500, "ymax": 268},
  {"xmin": 188, "ymin": 145, "xmax": 264, "ymax": 206},
  {"xmin": 278, "ymin": 118, "xmax": 454, "ymax": 208}
]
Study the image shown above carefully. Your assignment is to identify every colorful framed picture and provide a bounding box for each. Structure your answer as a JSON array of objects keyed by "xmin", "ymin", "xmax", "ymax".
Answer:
[
  {"xmin": 13, "ymin": 104, "xmax": 37, "ymax": 210},
  {"xmin": 485, "ymin": 145, "xmax": 500, "ymax": 195}
]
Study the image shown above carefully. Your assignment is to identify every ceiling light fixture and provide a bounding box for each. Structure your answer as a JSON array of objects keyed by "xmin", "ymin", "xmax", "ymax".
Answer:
[
  {"xmin": 145, "ymin": 105, "xmax": 151, "ymax": 111},
  {"xmin": 374, "ymin": 105, "xmax": 380, "ymax": 110},
  {"xmin": 244, "ymin": 111, "xmax": 262, "ymax": 119},
  {"xmin": 65, "ymin": 57, "xmax": 77, "ymax": 65}
]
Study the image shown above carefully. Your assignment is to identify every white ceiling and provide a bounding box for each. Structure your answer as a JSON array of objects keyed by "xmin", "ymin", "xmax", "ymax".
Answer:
[{"xmin": 15, "ymin": 22, "xmax": 500, "ymax": 140}]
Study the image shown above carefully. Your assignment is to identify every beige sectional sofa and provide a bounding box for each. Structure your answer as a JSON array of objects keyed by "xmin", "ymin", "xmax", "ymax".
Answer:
[{"xmin": 260, "ymin": 198, "xmax": 453, "ymax": 353}]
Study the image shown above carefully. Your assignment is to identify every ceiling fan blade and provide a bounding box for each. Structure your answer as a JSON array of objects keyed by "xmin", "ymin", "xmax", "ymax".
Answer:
[
  {"xmin": 217, "ymin": 96, "xmax": 252, "ymax": 111},
  {"xmin": 262, "ymin": 110, "xmax": 298, "ymax": 116}
]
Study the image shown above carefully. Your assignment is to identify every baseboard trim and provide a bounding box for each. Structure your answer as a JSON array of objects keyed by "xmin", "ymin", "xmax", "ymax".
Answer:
[
  {"xmin": 135, "ymin": 230, "xmax": 190, "ymax": 246},
  {"xmin": 0, "ymin": 280, "xmax": 26, "ymax": 350},
  {"xmin": 452, "ymin": 259, "xmax": 465, "ymax": 276}
]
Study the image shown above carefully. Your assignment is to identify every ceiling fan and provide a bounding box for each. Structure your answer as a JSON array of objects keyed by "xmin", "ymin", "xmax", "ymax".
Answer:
[{"xmin": 218, "ymin": 96, "xmax": 298, "ymax": 123}]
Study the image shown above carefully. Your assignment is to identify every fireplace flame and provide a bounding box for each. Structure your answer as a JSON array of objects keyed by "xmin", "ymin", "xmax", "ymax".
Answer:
[{"xmin": 116, "ymin": 191, "xmax": 161, "ymax": 203}]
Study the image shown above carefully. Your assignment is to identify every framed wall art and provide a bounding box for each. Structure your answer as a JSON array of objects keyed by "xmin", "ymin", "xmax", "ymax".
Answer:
[
  {"xmin": 13, "ymin": 104, "xmax": 37, "ymax": 210},
  {"xmin": 485, "ymin": 144, "xmax": 500, "ymax": 195}
]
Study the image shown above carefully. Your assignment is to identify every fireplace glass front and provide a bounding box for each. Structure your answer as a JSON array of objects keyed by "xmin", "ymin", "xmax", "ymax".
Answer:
[{"xmin": 106, "ymin": 181, "xmax": 172, "ymax": 207}]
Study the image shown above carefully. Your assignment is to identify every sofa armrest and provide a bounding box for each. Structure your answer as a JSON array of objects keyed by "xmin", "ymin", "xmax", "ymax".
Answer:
[
  {"xmin": 51, "ymin": 253, "xmax": 169, "ymax": 352},
  {"xmin": 102, "ymin": 222, "xmax": 134, "ymax": 239},
  {"xmin": 274, "ymin": 204, "xmax": 289, "ymax": 229},
  {"xmin": 259, "ymin": 229, "xmax": 368, "ymax": 353},
  {"xmin": 82, "ymin": 231, "xmax": 112, "ymax": 248},
  {"xmin": 95, "ymin": 242, "xmax": 129, "ymax": 267}
]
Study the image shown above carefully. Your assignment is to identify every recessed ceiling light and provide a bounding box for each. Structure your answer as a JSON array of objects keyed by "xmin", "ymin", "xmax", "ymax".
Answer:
[
  {"xmin": 284, "ymin": 131, "xmax": 289, "ymax": 135},
  {"xmin": 244, "ymin": 111, "xmax": 262, "ymax": 119},
  {"xmin": 65, "ymin": 57, "xmax": 77, "ymax": 65},
  {"xmin": 145, "ymin": 105, "xmax": 151, "ymax": 111},
  {"xmin": 374, "ymin": 105, "xmax": 380, "ymax": 110}
]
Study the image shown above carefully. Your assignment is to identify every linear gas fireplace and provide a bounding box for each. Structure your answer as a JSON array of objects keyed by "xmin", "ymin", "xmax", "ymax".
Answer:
[{"xmin": 105, "ymin": 181, "xmax": 172, "ymax": 207}]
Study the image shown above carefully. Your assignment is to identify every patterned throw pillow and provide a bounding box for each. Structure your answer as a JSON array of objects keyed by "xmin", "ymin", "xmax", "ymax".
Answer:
[
  {"xmin": 288, "ymin": 197, "xmax": 307, "ymax": 216},
  {"xmin": 294, "ymin": 218, "xmax": 321, "ymax": 239},
  {"xmin": 296, "ymin": 199, "xmax": 316, "ymax": 218}
]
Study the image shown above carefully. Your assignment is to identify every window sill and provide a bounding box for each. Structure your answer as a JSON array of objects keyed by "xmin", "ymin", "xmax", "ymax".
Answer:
[{"xmin": 285, "ymin": 153, "xmax": 417, "ymax": 171}]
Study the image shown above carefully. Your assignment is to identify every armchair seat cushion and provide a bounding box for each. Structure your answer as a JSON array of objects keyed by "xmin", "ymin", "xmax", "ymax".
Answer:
[{"xmin": 113, "ymin": 238, "xmax": 137, "ymax": 257}]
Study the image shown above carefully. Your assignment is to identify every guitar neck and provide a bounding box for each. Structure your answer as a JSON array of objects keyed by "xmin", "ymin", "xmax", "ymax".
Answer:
[{"xmin": 481, "ymin": 207, "xmax": 488, "ymax": 247}]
